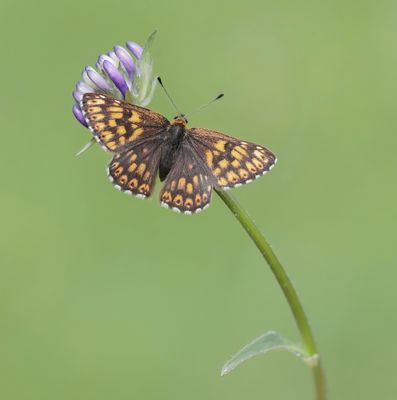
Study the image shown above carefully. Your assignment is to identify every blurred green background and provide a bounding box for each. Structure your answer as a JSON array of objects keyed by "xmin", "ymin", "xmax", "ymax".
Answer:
[{"xmin": 1, "ymin": 0, "xmax": 396, "ymax": 399}]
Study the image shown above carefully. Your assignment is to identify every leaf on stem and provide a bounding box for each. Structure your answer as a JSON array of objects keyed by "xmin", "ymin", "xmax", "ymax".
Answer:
[{"xmin": 221, "ymin": 330, "xmax": 318, "ymax": 376}]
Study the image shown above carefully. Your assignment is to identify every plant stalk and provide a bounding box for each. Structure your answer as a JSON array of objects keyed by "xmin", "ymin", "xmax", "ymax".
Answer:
[{"xmin": 215, "ymin": 188, "xmax": 326, "ymax": 400}]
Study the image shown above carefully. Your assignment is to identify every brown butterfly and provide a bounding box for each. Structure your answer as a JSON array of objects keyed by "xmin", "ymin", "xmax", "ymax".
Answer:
[{"xmin": 80, "ymin": 93, "xmax": 277, "ymax": 214}]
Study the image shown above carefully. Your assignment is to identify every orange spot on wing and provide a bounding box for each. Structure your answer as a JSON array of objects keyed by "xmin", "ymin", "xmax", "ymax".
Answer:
[
  {"xmin": 114, "ymin": 166, "xmax": 123, "ymax": 176},
  {"xmin": 139, "ymin": 183, "xmax": 149, "ymax": 193},
  {"xmin": 174, "ymin": 195, "xmax": 183, "ymax": 206},
  {"xmin": 162, "ymin": 191, "xmax": 172, "ymax": 202},
  {"xmin": 107, "ymin": 141, "xmax": 117, "ymax": 150},
  {"xmin": 214, "ymin": 140, "xmax": 227, "ymax": 152},
  {"xmin": 231, "ymin": 149, "xmax": 243, "ymax": 160},
  {"xmin": 227, "ymin": 171, "xmax": 239, "ymax": 183},
  {"xmin": 128, "ymin": 113, "xmax": 141, "ymax": 123},
  {"xmin": 88, "ymin": 106, "xmax": 101, "ymax": 113},
  {"xmin": 94, "ymin": 122, "xmax": 106, "ymax": 131},
  {"xmin": 218, "ymin": 177, "xmax": 228, "ymax": 186},
  {"xmin": 90, "ymin": 114, "xmax": 105, "ymax": 121},
  {"xmin": 128, "ymin": 163, "xmax": 137, "ymax": 172},
  {"xmin": 252, "ymin": 158, "xmax": 264, "ymax": 169},
  {"xmin": 205, "ymin": 150, "xmax": 214, "ymax": 168},
  {"xmin": 219, "ymin": 159, "xmax": 229, "ymax": 169},
  {"xmin": 117, "ymin": 126, "xmax": 127, "ymax": 135},
  {"xmin": 177, "ymin": 178, "xmax": 186, "ymax": 190},
  {"xmin": 239, "ymin": 169, "xmax": 249, "ymax": 178},
  {"xmin": 107, "ymin": 106, "xmax": 123, "ymax": 112},
  {"xmin": 231, "ymin": 159, "xmax": 241, "ymax": 168},
  {"xmin": 235, "ymin": 145, "xmax": 248, "ymax": 156},
  {"xmin": 184, "ymin": 198, "xmax": 193, "ymax": 209},
  {"xmin": 213, "ymin": 168, "xmax": 221, "ymax": 177},
  {"xmin": 87, "ymin": 99, "xmax": 105, "ymax": 106},
  {"xmin": 136, "ymin": 163, "xmax": 146, "ymax": 176},
  {"xmin": 246, "ymin": 161, "xmax": 257, "ymax": 173},
  {"xmin": 128, "ymin": 179, "xmax": 138, "ymax": 189},
  {"xmin": 130, "ymin": 128, "xmax": 144, "ymax": 140}
]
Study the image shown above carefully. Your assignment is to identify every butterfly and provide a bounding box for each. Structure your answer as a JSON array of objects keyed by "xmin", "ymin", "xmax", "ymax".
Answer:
[{"xmin": 80, "ymin": 93, "xmax": 277, "ymax": 214}]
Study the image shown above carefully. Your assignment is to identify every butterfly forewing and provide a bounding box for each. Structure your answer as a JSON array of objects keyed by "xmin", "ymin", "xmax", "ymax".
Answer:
[
  {"xmin": 108, "ymin": 138, "xmax": 163, "ymax": 198},
  {"xmin": 159, "ymin": 144, "xmax": 213, "ymax": 214},
  {"xmin": 187, "ymin": 128, "xmax": 277, "ymax": 189},
  {"xmin": 80, "ymin": 93, "xmax": 169, "ymax": 152}
]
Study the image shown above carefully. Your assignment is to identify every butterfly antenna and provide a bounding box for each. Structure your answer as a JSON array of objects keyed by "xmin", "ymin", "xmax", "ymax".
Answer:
[
  {"xmin": 185, "ymin": 93, "xmax": 224, "ymax": 118},
  {"xmin": 157, "ymin": 77, "xmax": 182, "ymax": 115}
]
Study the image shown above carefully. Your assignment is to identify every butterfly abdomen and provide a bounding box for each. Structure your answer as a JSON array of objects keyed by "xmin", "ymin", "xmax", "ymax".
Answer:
[{"xmin": 158, "ymin": 124, "xmax": 186, "ymax": 181}]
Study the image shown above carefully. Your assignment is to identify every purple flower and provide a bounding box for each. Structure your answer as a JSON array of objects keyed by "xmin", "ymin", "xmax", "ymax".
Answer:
[
  {"xmin": 72, "ymin": 38, "xmax": 149, "ymax": 127},
  {"xmin": 73, "ymin": 33, "xmax": 158, "ymax": 155}
]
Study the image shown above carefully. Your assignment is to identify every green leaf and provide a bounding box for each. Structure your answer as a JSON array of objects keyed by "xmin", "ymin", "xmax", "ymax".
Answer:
[
  {"xmin": 221, "ymin": 331, "xmax": 318, "ymax": 376},
  {"xmin": 134, "ymin": 30, "xmax": 157, "ymax": 105}
]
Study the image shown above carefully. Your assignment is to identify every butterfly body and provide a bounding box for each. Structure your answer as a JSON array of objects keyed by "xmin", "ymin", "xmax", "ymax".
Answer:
[
  {"xmin": 80, "ymin": 93, "xmax": 277, "ymax": 214},
  {"xmin": 159, "ymin": 119, "xmax": 187, "ymax": 181}
]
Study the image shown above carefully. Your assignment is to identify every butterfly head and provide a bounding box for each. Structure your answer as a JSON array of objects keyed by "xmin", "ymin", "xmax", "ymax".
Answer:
[{"xmin": 171, "ymin": 114, "xmax": 188, "ymax": 127}]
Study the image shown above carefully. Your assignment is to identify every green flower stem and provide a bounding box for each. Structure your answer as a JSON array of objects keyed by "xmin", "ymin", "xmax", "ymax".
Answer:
[{"xmin": 215, "ymin": 188, "xmax": 327, "ymax": 400}]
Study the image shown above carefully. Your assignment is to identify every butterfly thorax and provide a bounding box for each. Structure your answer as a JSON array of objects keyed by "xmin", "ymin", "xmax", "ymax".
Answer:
[{"xmin": 158, "ymin": 121, "xmax": 187, "ymax": 181}]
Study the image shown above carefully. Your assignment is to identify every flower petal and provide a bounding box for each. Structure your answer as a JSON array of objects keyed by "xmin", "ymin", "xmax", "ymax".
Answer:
[
  {"xmin": 97, "ymin": 54, "xmax": 118, "ymax": 69},
  {"xmin": 76, "ymin": 81, "xmax": 93, "ymax": 94},
  {"xmin": 126, "ymin": 41, "xmax": 143, "ymax": 59},
  {"xmin": 72, "ymin": 104, "xmax": 88, "ymax": 127},
  {"xmin": 103, "ymin": 60, "xmax": 128, "ymax": 97},
  {"xmin": 82, "ymin": 69, "xmax": 95, "ymax": 87},
  {"xmin": 85, "ymin": 66, "xmax": 112, "ymax": 91},
  {"xmin": 72, "ymin": 90, "xmax": 83, "ymax": 102},
  {"xmin": 107, "ymin": 51, "xmax": 119, "ymax": 66},
  {"xmin": 114, "ymin": 45, "xmax": 136, "ymax": 77}
]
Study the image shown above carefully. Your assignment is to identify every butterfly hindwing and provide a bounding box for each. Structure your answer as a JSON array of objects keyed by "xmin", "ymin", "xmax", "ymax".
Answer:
[
  {"xmin": 80, "ymin": 93, "xmax": 169, "ymax": 152},
  {"xmin": 159, "ymin": 144, "xmax": 213, "ymax": 214},
  {"xmin": 108, "ymin": 138, "xmax": 163, "ymax": 198},
  {"xmin": 187, "ymin": 128, "xmax": 277, "ymax": 189}
]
